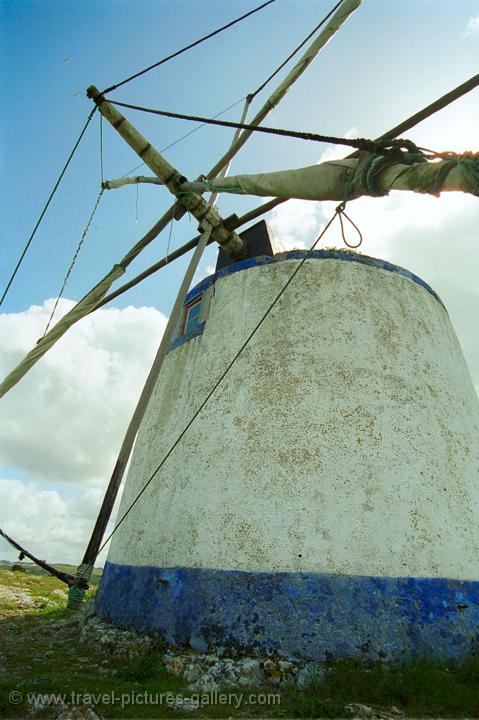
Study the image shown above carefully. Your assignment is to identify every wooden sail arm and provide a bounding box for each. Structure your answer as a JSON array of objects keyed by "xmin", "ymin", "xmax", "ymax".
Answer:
[
  {"xmin": 87, "ymin": 86, "xmax": 247, "ymax": 260},
  {"xmin": 102, "ymin": 176, "xmax": 163, "ymax": 190},
  {"xmin": 0, "ymin": 527, "xmax": 89, "ymax": 589}
]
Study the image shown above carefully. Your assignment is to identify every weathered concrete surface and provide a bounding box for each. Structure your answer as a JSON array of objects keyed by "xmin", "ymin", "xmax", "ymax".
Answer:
[{"xmin": 99, "ymin": 251, "xmax": 479, "ymax": 659}]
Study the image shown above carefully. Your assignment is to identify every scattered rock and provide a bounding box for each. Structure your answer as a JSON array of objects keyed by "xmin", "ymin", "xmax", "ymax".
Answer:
[
  {"xmin": 346, "ymin": 702, "xmax": 375, "ymax": 718},
  {"xmin": 169, "ymin": 696, "xmax": 200, "ymax": 711},
  {"xmin": 237, "ymin": 658, "xmax": 263, "ymax": 685},
  {"xmin": 296, "ymin": 663, "xmax": 326, "ymax": 689},
  {"xmin": 278, "ymin": 660, "xmax": 296, "ymax": 674},
  {"xmin": 263, "ymin": 659, "xmax": 276, "ymax": 673},
  {"xmin": 56, "ymin": 706, "xmax": 102, "ymax": 720},
  {"xmin": 165, "ymin": 656, "xmax": 185, "ymax": 676},
  {"xmin": 183, "ymin": 663, "xmax": 203, "ymax": 684},
  {"xmin": 202, "ymin": 654, "xmax": 219, "ymax": 665},
  {"xmin": 0, "ymin": 586, "xmax": 36, "ymax": 608},
  {"xmin": 160, "ymin": 651, "xmax": 303, "ymax": 691},
  {"xmin": 73, "ymin": 604, "xmax": 395, "ymax": 699},
  {"xmin": 79, "ymin": 614, "xmax": 153, "ymax": 659},
  {"xmin": 188, "ymin": 674, "xmax": 220, "ymax": 693}
]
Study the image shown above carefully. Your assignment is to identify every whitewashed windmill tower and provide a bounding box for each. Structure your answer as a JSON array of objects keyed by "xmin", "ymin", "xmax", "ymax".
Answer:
[
  {"xmin": 86, "ymin": 48, "xmax": 479, "ymax": 659},
  {"xmin": 96, "ymin": 233, "xmax": 479, "ymax": 661}
]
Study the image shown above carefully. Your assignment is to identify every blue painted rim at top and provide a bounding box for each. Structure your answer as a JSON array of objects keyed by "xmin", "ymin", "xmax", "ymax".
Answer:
[{"xmin": 184, "ymin": 250, "xmax": 445, "ymax": 309}]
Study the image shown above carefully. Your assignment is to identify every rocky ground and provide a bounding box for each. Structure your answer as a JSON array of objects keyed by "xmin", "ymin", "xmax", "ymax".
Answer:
[
  {"xmin": 1, "ymin": 567, "xmax": 478, "ymax": 719},
  {"xmin": 81, "ymin": 608, "xmax": 331, "ymax": 692}
]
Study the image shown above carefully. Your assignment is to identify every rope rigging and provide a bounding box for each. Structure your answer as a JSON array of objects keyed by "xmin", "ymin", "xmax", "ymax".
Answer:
[
  {"xmin": 248, "ymin": 0, "xmax": 344, "ymax": 101},
  {"xmin": 116, "ymin": 0, "xmax": 347, "ymax": 178},
  {"xmin": 0, "ymin": 108, "xmax": 97, "ymax": 308},
  {"xmin": 41, "ymin": 188, "xmax": 105, "ymax": 337},
  {"xmin": 106, "ymin": 99, "xmax": 436, "ymax": 156},
  {"xmin": 119, "ymin": 97, "xmax": 247, "ymax": 180},
  {"xmin": 101, "ymin": 0, "xmax": 278, "ymax": 94}
]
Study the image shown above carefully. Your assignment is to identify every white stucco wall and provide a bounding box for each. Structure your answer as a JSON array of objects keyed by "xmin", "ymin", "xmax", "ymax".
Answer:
[{"xmin": 107, "ymin": 256, "xmax": 479, "ymax": 580}]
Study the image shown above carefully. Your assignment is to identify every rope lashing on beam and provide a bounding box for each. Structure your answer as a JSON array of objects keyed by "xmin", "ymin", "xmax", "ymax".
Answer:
[
  {"xmin": 348, "ymin": 151, "xmax": 479, "ymax": 199},
  {"xmin": 342, "ymin": 145, "xmax": 429, "ymax": 200},
  {"xmin": 411, "ymin": 153, "xmax": 479, "ymax": 196}
]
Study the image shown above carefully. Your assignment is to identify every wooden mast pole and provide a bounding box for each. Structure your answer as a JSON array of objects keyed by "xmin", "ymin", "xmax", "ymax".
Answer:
[
  {"xmin": 69, "ymin": 95, "xmax": 250, "ymax": 606},
  {"xmin": 68, "ymin": 222, "xmax": 215, "ymax": 607}
]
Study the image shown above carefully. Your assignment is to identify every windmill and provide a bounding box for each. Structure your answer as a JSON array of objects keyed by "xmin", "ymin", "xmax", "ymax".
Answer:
[{"xmin": 1, "ymin": 0, "xmax": 479, "ymax": 662}]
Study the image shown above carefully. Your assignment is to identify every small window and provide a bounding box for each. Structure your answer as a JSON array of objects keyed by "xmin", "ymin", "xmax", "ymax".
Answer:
[{"xmin": 182, "ymin": 296, "xmax": 202, "ymax": 336}]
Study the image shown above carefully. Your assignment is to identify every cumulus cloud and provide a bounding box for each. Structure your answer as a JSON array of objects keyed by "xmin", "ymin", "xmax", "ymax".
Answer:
[
  {"xmin": 465, "ymin": 14, "xmax": 479, "ymax": 36},
  {"xmin": 0, "ymin": 478, "xmax": 122, "ymax": 565},
  {"xmin": 269, "ymin": 198, "xmax": 325, "ymax": 250},
  {"xmin": 0, "ymin": 299, "xmax": 165, "ymax": 565},
  {"xmin": 0, "ymin": 299, "xmax": 167, "ymax": 486}
]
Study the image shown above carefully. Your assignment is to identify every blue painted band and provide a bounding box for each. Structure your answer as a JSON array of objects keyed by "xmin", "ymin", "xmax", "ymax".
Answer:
[
  {"xmin": 184, "ymin": 250, "xmax": 445, "ymax": 309},
  {"xmin": 167, "ymin": 321, "xmax": 205, "ymax": 353},
  {"xmin": 97, "ymin": 563, "xmax": 479, "ymax": 662}
]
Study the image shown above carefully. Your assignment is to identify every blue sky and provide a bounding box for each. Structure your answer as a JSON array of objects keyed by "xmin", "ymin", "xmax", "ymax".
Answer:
[{"xmin": 1, "ymin": 0, "xmax": 478, "ymax": 564}]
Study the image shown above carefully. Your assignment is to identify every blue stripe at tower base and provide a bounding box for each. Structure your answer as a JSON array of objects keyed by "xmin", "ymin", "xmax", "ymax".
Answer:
[{"xmin": 97, "ymin": 563, "xmax": 479, "ymax": 662}]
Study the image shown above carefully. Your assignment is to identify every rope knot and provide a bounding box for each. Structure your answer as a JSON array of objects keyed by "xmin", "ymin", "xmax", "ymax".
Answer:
[{"xmin": 335, "ymin": 202, "xmax": 363, "ymax": 249}]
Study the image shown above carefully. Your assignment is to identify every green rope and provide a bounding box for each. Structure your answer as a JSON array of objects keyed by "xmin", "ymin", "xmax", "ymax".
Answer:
[
  {"xmin": 343, "ymin": 148, "xmax": 479, "ymax": 201},
  {"xmin": 362, "ymin": 155, "xmax": 389, "ymax": 196},
  {"xmin": 67, "ymin": 584, "xmax": 85, "ymax": 609},
  {"xmin": 406, "ymin": 154, "xmax": 479, "ymax": 196},
  {"xmin": 458, "ymin": 156, "xmax": 479, "ymax": 195}
]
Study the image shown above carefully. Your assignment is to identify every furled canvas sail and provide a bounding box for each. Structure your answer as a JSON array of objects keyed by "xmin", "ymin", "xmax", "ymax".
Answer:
[{"xmin": 181, "ymin": 154, "xmax": 479, "ymax": 201}]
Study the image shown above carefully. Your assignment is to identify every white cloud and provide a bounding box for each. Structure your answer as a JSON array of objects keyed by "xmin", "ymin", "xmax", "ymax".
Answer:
[
  {"xmin": 269, "ymin": 199, "xmax": 326, "ymax": 250},
  {"xmin": 0, "ymin": 479, "xmax": 92, "ymax": 564},
  {"xmin": 0, "ymin": 297, "xmax": 162, "ymax": 567},
  {"xmin": 0, "ymin": 299, "xmax": 167, "ymax": 486},
  {"xmin": 465, "ymin": 14, "xmax": 479, "ymax": 36},
  {"xmin": 0, "ymin": 478, "xmax": 123, "ymax": 565}
]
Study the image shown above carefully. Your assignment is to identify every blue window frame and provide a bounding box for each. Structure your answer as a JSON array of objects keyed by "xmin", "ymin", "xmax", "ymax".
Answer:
[{"xmin": 182, "ymin": 296, "xmax": 202, "ymax": 336}]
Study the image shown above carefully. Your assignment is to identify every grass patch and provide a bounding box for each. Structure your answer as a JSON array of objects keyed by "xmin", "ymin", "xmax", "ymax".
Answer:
[
  {"xmin": 0, "ymin": 560, "xmax": 102, "ymax": 586},
  {"xmin": 1, "ymin": 569, "xmax": 479, "ymax": 717}
]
